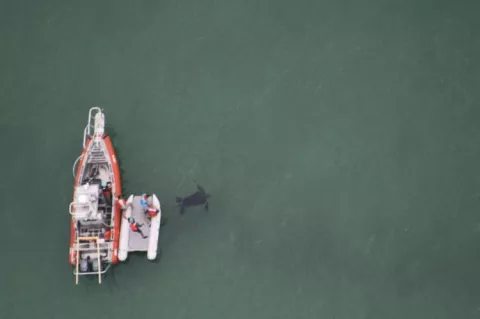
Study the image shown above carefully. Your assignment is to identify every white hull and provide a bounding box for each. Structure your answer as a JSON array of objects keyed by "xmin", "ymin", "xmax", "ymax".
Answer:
[
  {"xmin": 147, "ymin": 194, "xmax": 161, "ymax": 260},
  {"xmin": 118, "ymin": 194, "xmax": 161, "ymax": 262},
  {"xmin": 118, "ymin": 195, "xmax": 134, "ymax": 262}
]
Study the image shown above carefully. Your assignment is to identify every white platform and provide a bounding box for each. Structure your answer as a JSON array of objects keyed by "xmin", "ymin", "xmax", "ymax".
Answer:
[
  {"xmin": 118, "ymin": 194, "xmax": 161, "ymax": 261},
  {"xmin": 128, "ymin": 196, "xmax": 151, "ymax": 251}
]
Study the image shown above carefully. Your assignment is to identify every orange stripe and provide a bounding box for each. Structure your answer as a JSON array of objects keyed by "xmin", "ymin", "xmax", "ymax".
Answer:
[
  {"xmin": 104, "ymin": 136, "xmax": 121, "ymax": 264},
  {"xmin": 69, "ymin": 138, "xmax": 92, "ymax": 265}
]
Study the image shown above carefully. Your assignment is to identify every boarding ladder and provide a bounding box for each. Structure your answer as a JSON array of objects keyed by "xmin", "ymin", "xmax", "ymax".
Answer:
[
  {"xmin": 73, "ymin": 222, "xmax": 113, "ymax": 285},
  {"xmin": 74, "ymin": 236, "xmax": 103, "ymax": 285}
]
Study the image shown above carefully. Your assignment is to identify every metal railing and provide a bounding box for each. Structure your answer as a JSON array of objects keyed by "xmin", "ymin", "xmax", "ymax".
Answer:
[
  {"xmin": 73, "ymin": 263, "xmax": 111, "ymax": 277},
  {"xmin": 83, "ymin": 107, "xmax": 103, "ymax": 148},
  {"xmin": 77, "ymin": 107, "xmax": 105, "ymax": 175},
  {"xmin": 69, "ymin": 201, "xmax": 96, "ymax": 217},
  {"xmin": 74, "ymin": 239, "xmax": 111, "ymax": 250}
]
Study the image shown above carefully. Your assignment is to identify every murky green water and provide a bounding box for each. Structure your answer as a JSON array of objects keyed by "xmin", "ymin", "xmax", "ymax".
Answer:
[{"xmin": 1, "ymin": 0, "xmax": 480, "ymax": 318}]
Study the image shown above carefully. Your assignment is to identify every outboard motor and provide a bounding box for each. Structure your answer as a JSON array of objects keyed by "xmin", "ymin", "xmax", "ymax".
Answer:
[
  {"xmin": 91, "ymin": 258, "xmax": 99, "ymax": 272},
  {"xmin": 79, "ymin": 259, "xmax": 89, "ymax": 272}
]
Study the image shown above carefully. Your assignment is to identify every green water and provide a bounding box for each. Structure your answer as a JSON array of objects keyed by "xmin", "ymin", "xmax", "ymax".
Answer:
[{"xmin": 2, "ymin": 0, "xmax": 480, "ymax": 318}]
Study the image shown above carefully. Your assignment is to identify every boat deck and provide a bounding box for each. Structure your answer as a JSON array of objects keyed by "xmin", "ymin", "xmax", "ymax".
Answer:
[{"xmin": 128, "ymin": 196, "xmax": 151, "ymax": 251}]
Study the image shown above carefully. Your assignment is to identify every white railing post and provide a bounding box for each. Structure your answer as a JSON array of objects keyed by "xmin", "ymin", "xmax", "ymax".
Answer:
[
  {"xmin": 97, "ymin": 239, "xmax": 102, "ymax": 284},
  {"xmin": 75, "ymin": 245, "xmax": 80, "ymax": 285},
  {"xmin": 83, "ymin": 107, "xmax": 103, "ymax": 148}
]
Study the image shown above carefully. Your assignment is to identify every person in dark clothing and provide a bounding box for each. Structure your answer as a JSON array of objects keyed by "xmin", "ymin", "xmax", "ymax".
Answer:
[{"xmin": 127, "ymin": 217, "xmax": 148, "ymax": 239}]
